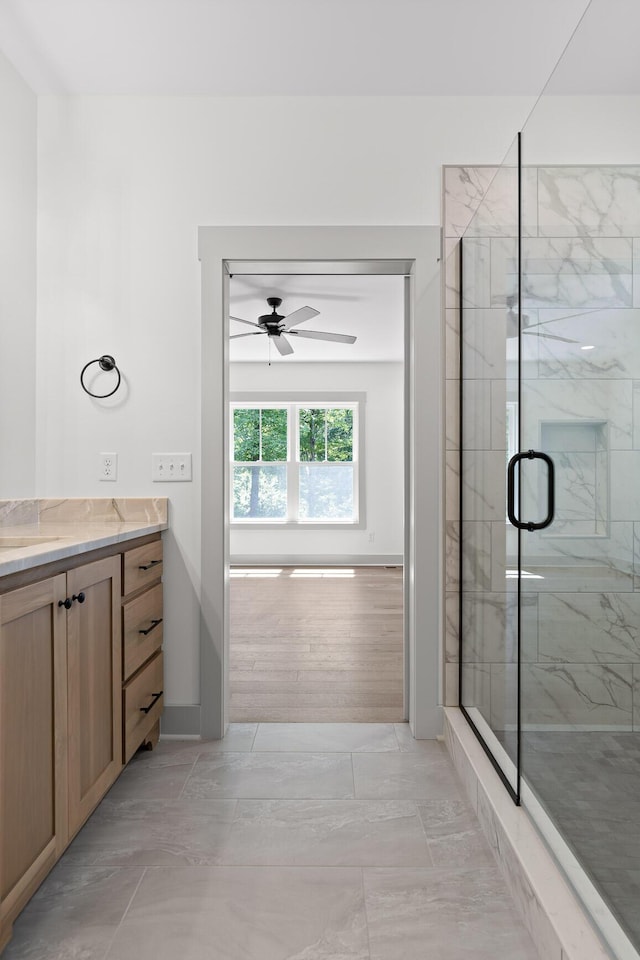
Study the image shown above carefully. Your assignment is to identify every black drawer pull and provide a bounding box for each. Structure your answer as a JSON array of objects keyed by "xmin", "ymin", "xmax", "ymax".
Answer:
[
  {"xmin": 139, "ymin": 618, "xmax": 163, "ymax": 636},
  {"xmin": 58, "ymin": 597, "xmax": 72, "ymax": 610},
  {"xmin": 72, "ymin": 592, "xmax": 86, "ymax": 604},
  {"xmin": 140, "ymin": 691, "xmax": 163, "ymax": 714},
  {"xmin": 138, "ymin": 559, "xmax": 162, "ymax": 571}
]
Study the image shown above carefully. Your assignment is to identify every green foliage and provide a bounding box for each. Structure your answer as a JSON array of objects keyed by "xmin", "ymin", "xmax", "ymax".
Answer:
[
  {"xmin": 327, "ymin": 408, "xmax": 353, "ymax": 462},
  {"xmin": 299, "ymin": 408, "xmax": 326, "ymax": 461},
  {"xmin": 261, "ymin": 409, "xmax": 288, "ymax": 461},
  {"xmin": 233, "ymin": 408, "xmax": 288, "ymax": 462},
  {"xmin": 299, "ymin": 408, "xmax": 353, "ymax": 462},
  {"xmin": 233, "ymin": 409, "xmax": 260, "ymax": 461}
]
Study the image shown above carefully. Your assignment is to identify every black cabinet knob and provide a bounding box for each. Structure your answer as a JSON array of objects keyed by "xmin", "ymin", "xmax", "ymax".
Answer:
[
  {"xmin": 58, "ymin": 598, "xmax": 72, "ymax": 610},
  {"xmin": 72, "ymin": 592, "xmax": 86, "ymax": 604}
]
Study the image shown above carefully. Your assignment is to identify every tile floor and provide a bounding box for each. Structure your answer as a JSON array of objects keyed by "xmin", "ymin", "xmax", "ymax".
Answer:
[{"xmin": 3, "ymin": 724, "xmax": 539, "ymax": 960}]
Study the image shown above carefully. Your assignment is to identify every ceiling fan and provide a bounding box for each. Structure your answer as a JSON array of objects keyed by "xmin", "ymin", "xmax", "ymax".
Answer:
[
  {"xmin": 230, "ymin": 297, "xmax": 357, "ymax": 357},
  {"xmin": 506, "ymin": 296, "xmax": 579, "ymax": 344}
]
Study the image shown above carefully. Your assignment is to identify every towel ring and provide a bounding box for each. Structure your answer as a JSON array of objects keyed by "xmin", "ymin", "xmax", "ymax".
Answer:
[{"xmin": 80, "ymin": 355, "xmax": 122, "ymax": 398}]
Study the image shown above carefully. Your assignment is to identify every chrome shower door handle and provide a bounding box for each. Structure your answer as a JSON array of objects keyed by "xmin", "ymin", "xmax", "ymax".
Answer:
[{"xmin": 507, "ymin": 450, "xmax": 555, "ymax": 531}]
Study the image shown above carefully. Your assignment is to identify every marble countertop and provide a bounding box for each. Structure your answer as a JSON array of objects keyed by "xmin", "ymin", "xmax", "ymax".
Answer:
[{"xmin": 0, "ymin": 498, "xmax": 168, "ymax": 578}]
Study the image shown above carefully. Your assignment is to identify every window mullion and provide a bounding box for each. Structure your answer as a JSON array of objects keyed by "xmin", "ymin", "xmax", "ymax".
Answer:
[{"xmin": 290, "ymin": 403, "xmax": 299, "ymax": 521}]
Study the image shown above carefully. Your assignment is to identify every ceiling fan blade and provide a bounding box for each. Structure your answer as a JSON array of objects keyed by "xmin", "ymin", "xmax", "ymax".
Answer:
[
  {"xmin": 282, "ymin": 306, "xmax": 320, "ymax": 329},
  {"xmin": 230, "ymin": 315, "xmax": 262, "ymax": 329},
  {"xmin": 522, "ymin": 331, "xmax": 580, "ymax": 343},
  {"xmin": 230, "ymin": 331, "xmax": 267, "ymax": 339},
  {"xmin": 288, "ymin": 329, "xmax": 357, "ymax": 344},
  {"xmin": 273, "ymin": 334, "xmax": 294, "ymax": 356}
]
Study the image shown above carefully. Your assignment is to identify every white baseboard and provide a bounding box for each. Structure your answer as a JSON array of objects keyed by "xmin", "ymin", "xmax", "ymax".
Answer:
[{"xmin": 230, "ymin": 554, "xmax": 403, "ymax": 566}]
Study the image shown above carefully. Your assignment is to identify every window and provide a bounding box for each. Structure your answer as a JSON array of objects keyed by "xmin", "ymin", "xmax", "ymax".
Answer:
[{"xmin": 231, "ymin": 401, "xmax": 360, "ymax": 524}]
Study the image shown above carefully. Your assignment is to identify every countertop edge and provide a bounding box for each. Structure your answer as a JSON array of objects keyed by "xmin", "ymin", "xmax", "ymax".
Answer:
[{"xmin": 0, "ymin": 522, "xmax": 168, "ymax": 578}]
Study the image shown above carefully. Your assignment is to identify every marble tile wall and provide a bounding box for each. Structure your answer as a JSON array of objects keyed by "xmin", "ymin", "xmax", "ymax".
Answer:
[{"xmin": 443, "ymin": 164, "xmax": 640, "ymax": 733}]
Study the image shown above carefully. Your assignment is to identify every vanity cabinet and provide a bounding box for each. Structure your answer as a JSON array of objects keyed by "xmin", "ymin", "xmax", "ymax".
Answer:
[
  {"xmin": 0, "ymin": 533, "xmax": 163, "ymax": 953},
  {"xmin": 120, "ymin": 539, "xmax": 164, "ymax": 763},
  {"xmin": 66, "ymin": 556, "xmax": 122, "ymax": 838},
  {"xmin": 0, "ymin": 575, "xmax": 68, "ymax": 953}
]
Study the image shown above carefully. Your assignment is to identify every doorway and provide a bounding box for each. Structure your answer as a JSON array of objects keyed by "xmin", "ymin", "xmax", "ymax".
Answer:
[
  {"xmin": 227, "ymin": 271, "xmax": 406, "ymax": 721},
  {"xmin": 199, "ymin": 226, "xmax": 442, "ymax": 740}
]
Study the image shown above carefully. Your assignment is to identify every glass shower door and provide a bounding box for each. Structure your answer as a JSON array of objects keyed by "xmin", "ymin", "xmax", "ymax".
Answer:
[
  {"xmin": 517, "ymin": 150, "xmax": 640, "ymax": 949},
  {"xmin": 459, "ymin": 137, "xmax": 522, "ymax": 799}
]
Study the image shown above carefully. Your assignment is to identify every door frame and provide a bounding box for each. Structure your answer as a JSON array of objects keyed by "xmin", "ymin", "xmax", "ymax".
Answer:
[{"xmin": 199, "ymin": 225, "xmax": 442, "ymax": 739}]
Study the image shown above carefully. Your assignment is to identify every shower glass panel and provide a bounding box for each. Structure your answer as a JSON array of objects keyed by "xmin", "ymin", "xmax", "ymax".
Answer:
[
  {"xmin": 459, "ymin": 136, "xmax": 522, "ymax": 799},
  {"xmin": 513, "ymin": 0, "xmax": 639, "ymax": 954}
]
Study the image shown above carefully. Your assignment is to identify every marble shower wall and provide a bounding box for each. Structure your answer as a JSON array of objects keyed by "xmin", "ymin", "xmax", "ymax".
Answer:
[{"xmin": 443, "ymin": 164, "xmax": 640, "ymax": 731}]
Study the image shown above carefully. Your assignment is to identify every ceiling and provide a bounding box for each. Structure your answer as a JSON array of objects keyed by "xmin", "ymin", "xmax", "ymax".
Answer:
[
  {"xmin": 229, "ymin": 274, "xmax": 404, "ymax": 363},
  {"xmin": 0, "ymin": 0, "xmax": 614, "ymax": 97}
]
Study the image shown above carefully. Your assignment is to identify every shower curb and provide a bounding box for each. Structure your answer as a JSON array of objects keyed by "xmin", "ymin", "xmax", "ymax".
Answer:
[{"xmin": 444, "ymin": 707, "xmax": 619, "ymax": 960}]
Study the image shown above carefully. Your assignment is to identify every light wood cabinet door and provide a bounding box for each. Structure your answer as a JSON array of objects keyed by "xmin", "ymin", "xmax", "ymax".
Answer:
[
  {"xmin": 66, "ymin": 556, "xmax": 122, "ymax": 838},
  {"xmin": 0, "ymin": 575, "xmax": 68, "ymax": 946}
]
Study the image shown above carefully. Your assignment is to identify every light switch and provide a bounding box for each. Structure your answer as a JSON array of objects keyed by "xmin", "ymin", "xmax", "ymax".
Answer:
[{"xmin": 152, "ymin": 453, "xmax": 192, "ymax": 482}]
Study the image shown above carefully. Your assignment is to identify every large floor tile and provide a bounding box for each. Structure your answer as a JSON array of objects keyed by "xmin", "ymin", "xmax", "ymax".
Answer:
[
  {"xmin": 363, "ymin": 866, "xmax": 539, "ymax": 960},
  {"xmin": 352, "ymin": 751, "xmax": 463, "ymax": 800},
  {"xmin": 66, "ymin": 799, "xmax": 237, "ymax": 866},
  {"xmin": 149, "ymin": 724, "xmax": 258, "ymax": 765},
  {"xmin": 416, "ymin": 799, "xmax": 495, "ymax": 868},
  {"xmin": 218, "ymin": 799, "xmax": 432, "ymax": 866},
  {"xmin": 105, "ymin": 757, "xmax": 196, "ymax": 800},
  {"xmin": 252, "ymin": 722, "xmax": 399, "ymax": 753},
  {"xmin": 2, "ymin": 863, "xmax": 144, "ymax": 960},
  {"xmin": 182, "ymin": 752, "xmax": 355, "ymax": 800},
  {"xmin": 105, "ymin": 866, "xmax": 369, "ymax": 960}
]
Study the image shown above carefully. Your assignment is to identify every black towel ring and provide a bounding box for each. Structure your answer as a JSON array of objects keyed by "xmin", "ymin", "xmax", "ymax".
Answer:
[{"xmin": 80, "ymin": 355, "xmax": 122, "ymax": 398}]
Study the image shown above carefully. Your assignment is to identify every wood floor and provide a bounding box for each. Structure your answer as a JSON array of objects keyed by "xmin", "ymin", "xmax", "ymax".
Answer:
[{"xmin": 230, "ymin": 566, "xmax": 404, "ymax": 722}]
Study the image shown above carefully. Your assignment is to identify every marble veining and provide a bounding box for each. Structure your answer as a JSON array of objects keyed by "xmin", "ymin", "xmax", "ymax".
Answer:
[
  {"xmin": 519, "ymin": 663, "xmax": 634, "ymax": 729},
  {"xmin": 491, "ymin": 236, "xmax": 633, "ymax": 310},
  {"xmin": 37, "ymin": 497, "xmax": 168, "ymax": 524},
  {"xmin": 0, "ymin": 498, "xmax": 168, "ymax": 576},
  {"xmin": 539, "ymin": 593, "xmax": 640, "ymax": 663},
  {"xmin": 0, "ymin": 499, "xmax": 38, "ymax": 526},
  {"xmin": 460, "ymin": 592, "xmax": 538, "ymax": 664},
  {"xmin": 538, "ymin": 166, "xmax": 640, "ymax": 238},
  {"xmin": 443, "ymin": 166, "xmax": 499, "ymax": 238}
]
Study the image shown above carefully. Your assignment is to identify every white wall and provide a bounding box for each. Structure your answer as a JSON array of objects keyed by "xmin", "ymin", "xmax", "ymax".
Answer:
[
  {"xmin": 0, "ymin": 51, "xmax": 36, "ymax": 497},
  {"xmin": 229, "ymin": 361, "xmax": 404, "ymax": 560},
  {"xmin": 33, "ymin": 93, "xmax": 544, "ymax": 709}
]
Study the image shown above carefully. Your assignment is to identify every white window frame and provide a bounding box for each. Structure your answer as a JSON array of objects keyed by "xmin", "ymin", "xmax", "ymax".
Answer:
[{"xmin": 230, "ymin": 392, "xmax": 365, "ymax": 528}]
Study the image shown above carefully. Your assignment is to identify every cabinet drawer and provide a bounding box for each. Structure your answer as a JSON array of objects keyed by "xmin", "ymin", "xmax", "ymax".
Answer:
[
  {"xmin": 122, "ymin": 583, "xmax": 163, "ymax": 682},
  {"xmin": 123, "ymin": 651, "xmax": 164, "ymax": 764},
  {"xmin": 123, "ymin": 541, "xmax": 162, "ymax": 596}
]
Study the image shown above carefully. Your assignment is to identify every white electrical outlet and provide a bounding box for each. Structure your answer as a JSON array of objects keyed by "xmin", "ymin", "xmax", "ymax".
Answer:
[
  {"xmin": 152, "ymin": 453, "xmax": 192, "ymax": 482},
  {"xmin": 99, "ymin": 453, "xmax": 118, "ymax": 481}
]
